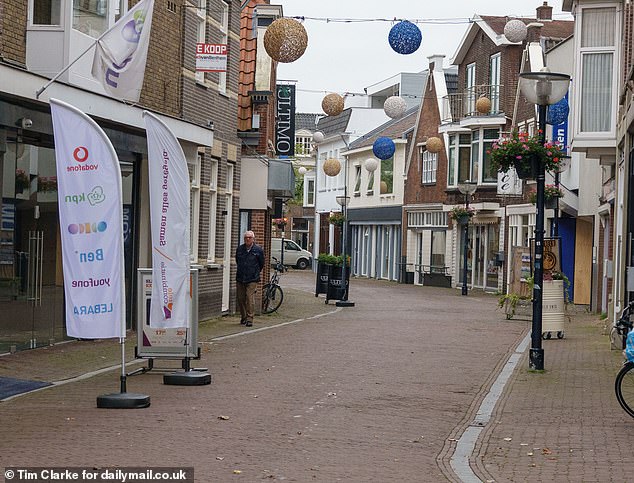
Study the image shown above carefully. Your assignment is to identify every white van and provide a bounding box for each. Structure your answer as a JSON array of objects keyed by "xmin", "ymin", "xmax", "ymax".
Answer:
[{"xmin": 271, "ymin": 238, "xmax": 312, "ymax": 270}]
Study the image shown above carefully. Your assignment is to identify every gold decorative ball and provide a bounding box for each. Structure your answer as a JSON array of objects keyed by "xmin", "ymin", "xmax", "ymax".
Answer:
[
  {"xmin": 322, "ymin": 93, "xmax": 345, "ymax": 117},
  {"xmin": 263, "ymin": 18, "xmax": 308, "ymax": 63},
  {"xmin": 323, "ymin": 158, "xmax": 341, "ymax": 177},
  {"xmin": 476, "ymin": 96, "xmax": 492, "ymax": 114},
  {"xmin": 426, "ymin": 136, "xmax": 443, "ymax": 154},
  {"xmin": 380, "ymin": 181, "xmax": 389, "ymax": 194}
]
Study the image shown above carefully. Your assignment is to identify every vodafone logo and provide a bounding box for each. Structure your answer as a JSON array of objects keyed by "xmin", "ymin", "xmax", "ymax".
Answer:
[
  {"xmin": 67, "ymin": 146, "xmax": 98, "ymax": 173},
  {"xmin": 73, "ymin": 146, "xmax": 89, "ymax": 162}
]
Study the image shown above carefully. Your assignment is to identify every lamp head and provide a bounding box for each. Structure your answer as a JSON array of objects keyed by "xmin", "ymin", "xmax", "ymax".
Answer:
[
  {"xmin": 519, "ymin": 69, "xmax": 570, "ymax": 106},
  {"xmin": 457, "ymin": 180, "xmax": 477, "ymax": 195}
]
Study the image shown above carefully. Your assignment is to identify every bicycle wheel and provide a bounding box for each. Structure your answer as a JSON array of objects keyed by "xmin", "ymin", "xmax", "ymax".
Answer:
[
  {"xmin": 615, "ymin": 361, "xmax": 634, "ymax": 418},
  {"xmin": 262, "ymin": 284, "xmax": 283, "ymax": 314}
]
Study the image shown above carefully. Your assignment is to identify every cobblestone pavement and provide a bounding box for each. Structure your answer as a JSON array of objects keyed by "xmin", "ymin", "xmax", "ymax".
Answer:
[{"xmin": 0, "ymin": 271, "xmax": 630, "ymax": 482}]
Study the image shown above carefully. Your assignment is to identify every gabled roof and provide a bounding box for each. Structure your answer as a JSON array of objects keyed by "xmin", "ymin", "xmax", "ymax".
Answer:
[
  {"xmin": 452, "ymin": 14, "xmax": 573, "ymax": 65},
  {"xmin": 316, "ymin": 109, "xmax": 353, "ymax": 136},
  {"xmin": 295, "ymin": 113, "xmax": 320, "ymax": 132},
  {"xmin": 347, "ymin": 107, "xmax": 418, "ymax": 151}
]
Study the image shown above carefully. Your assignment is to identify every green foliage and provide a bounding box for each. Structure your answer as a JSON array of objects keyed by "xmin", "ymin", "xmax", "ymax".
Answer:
[
  {"xmin": 328, "ymin": 212, "xmax": 345, "ymax": 226},
  {"xmin": 316, "ymin": 253, "xmax": 350, "ymax": 266},
  {"xmin": 498, "ymin": 292, "xmax": 531, "ymax": 319},
  {"xmin": 489, "ymin": 131, "xmax": 565, "ymax": 175}
]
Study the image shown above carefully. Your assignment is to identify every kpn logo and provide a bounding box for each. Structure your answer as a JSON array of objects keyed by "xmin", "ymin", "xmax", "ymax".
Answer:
[
  {"xmin": 65, "ymin": 186, "xmax": 106, "ymax": 206},
  {"xmin": 67, "ymin": 146, "xmax": 99, "ymax": 173}
]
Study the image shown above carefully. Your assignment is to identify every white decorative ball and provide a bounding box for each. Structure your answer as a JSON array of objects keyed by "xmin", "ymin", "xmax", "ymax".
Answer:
[
  {"xmin": 364, "ymin": 158, "xmax": 378, "ymax": 172},
  {"xmin": 313, "ymin": 131, "xmax": 324, "ymax": 143},
  {"xmin": 298, "ymin": 166, "xmax": 307, "ymax": 175},
  {"xmin": 504, "ymin": 19, "xmax": 527, "ymax": 43},
  {"xmin": 383, "ymin": 96, "xmax": 407, "ymax": 119},
  {"xmin": 323, "ymin": 158, "xmax": 341, "ymax": 177}
]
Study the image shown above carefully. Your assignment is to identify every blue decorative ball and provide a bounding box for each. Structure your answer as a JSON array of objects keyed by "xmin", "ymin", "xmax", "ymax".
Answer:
[
  {"xmin": 372, "ymin": 137, "xmax": 396, "ymax": 160},
  {"xmin": 388, "ymin": 21, "xmax": 422, "ymax": 55},
  {"xmin": 546, "ymin": 97, "xmax": 569, "ymax": 125}
]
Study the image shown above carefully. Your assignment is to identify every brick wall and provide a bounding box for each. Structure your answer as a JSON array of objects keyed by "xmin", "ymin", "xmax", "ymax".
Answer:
[{"xmin": 1, "ymin": 0, "xmax": 27, "ymax": 64}]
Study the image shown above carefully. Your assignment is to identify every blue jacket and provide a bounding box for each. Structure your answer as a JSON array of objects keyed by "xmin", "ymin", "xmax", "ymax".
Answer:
[{"xmin": 235, "ymin": 243, "xmax": 265, "ymax": 283}]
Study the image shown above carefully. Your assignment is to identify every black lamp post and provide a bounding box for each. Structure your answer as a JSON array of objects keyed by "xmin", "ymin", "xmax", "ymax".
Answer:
[
  {"xmin": 457, "ymin": 181, "xmax": 477, "ymax": 296},
  {"xmin": 519, "ymin": 69, "xmax": 571, "ymax": 371},
  {"xmin": 335, "ymin": 193, "xmax": 354, "ymax": 307}
]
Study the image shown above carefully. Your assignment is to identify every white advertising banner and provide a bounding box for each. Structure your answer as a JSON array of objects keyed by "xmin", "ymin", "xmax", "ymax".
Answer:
[
  {"xmin": 143, "ymin": 111, "xmax": 191, "ymax": 329},
  {"xmin": 50, "ymin": 99, "xmax": 125, "ymax": 339},
  {"xmin": 91, "ymin": 0, "xmax": 155, "ymax": 102}
]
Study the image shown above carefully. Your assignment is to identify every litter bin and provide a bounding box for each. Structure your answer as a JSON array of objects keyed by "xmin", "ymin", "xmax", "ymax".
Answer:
[{"xmin": 325, "ymin": 264, "xmax": 349, "ymax": 303}]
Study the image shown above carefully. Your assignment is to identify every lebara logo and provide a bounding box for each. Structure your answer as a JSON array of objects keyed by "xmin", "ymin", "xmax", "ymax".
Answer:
[
  {"xmin": 67, "ymin": 146, "xmax": 99, "ymax": 173},
  {"xmin": 68, "ymin": 221, "xmax": 107, "ymax": 235}
]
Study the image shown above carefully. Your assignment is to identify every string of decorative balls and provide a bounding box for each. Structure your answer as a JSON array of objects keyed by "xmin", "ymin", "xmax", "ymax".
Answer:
[{"xmin": 267, "ymin": 17, "xmax": 569, "ymax": 173}]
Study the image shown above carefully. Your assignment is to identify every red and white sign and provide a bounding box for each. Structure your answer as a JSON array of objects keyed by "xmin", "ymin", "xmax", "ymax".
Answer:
[{"xmin": 195, "ymin": 43, "xmax": 228, "ymax": 72}]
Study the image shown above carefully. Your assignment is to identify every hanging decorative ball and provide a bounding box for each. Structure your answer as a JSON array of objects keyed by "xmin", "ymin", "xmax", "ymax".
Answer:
[
  {"xmin": 364, "ymin": 157, "xmax": 379, "ymax": 173},
  {"xmin": 322, "ymin": 93, "xmax": 345, "ymax": 117},
  {"xmin": 475, "ymin": 96, "xmax": 492, "ymax": 114},
  {"xmin": 426, "ymin": 136, "xmax": 443, "ymax": 154},
  {"xmin": 383, "ymin": 96, "xmax": 408, "ymax": 119},
  {"xmin": 547, "ymin": 97, "xmax": 570, "ymax": 125},
  {"xmin": 504, "ymin": 19, "xmax": 528, "ymax": 43},
  {"xmin": 388, "ymin": 20, "xmax": 422, "ymax": 55},
  {"xmin": 312, "ymin": 131, "xmax": 325, "ymax": 143},
  {"xmin": 380, "ymin": 181, "xmax": 389, "ymax": 194},
  {"xmin": 263, "ymin": 17, "xmax": 308, "ymax": 63},
  {"xmin": 323, "ymin": 158, "xmax": 341, "ymax": 177},
  {"xmin": 372, "ymin": 137, "xmax": 396, "ymax": 160},
  {"xmin": 298, "ymin": 166, "xmax": 307, "ymax": 175}
]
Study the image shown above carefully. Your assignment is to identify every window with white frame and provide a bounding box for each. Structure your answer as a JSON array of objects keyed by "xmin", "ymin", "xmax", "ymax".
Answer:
[
  {"xmin": 489, "ymin": 53, "xmax": 501, "ymax": 113},
  {"xmin": 380, "ymin": 157, "xmax": 393, "ymax": 194},
  {"xmin": 189, "ymin": 154, "xmax": 202, "ymax": 261},
  {"xmin": 479, "ymin": 128, "xmax": 500, "ymax": 183},
  {"xmin": 196, "ymin": 5, "xmax": 206, "ymax": 84},
  {"xmin": 354, "ymin": 165, "xmax": 362, "ymax": 194},
  {"xmin": 420, "ymin": 148, "xmax": 437, "ymax": 184},
  {"xmin": 72, "ymin": 0, "xmax": 108, "ymax": 35},
  {"xmin": 218, "ymin": 1, "xmax": 229, "ymax": 93},
  {"xmin": 367, "ymin": 168, "xmax": 375, "ymax": 194},
  {"xmin": 305, "ymin": 177, "xmax": 315, "ymax": 206},
  {"xmin": 32, "ymin": 0, "xmax": 62, "ymax": 25},
  {"xmin": 207, "ymin": 158, "xmax": 219, "ymax": 262},
  {"xmin": 580, "ymin": 6, "xmax": 617, "ymax": 133},
  {"xmin": 466, "ymin": 62, "xmax": 476, "ymax": 114},
  {"xmin": 447, "ymin": 134, "xmax": 471, "ymax": 186},
  {"xmin": 295, "ymin": 135, "xmax": 312, "ymax": 156}
]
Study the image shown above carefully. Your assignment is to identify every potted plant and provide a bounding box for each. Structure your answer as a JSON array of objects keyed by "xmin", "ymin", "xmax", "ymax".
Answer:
[
  {"xmin": 528, "ymin": 184, "xmax": 563, "ymax": 208},
  {"xmin": 15, "ymin": 169, "xmax": 29, "ymax": 193},
  {"xmin": 449, "ymin": 205, "xmax": 475, "ymax": 224},
  {"xmin": 488, "ymin": 131, "xmax": 566, "ymax": 179},
  {"xmin": 328, "ymin": 212, "xmax": 345, "ymax": 226}
]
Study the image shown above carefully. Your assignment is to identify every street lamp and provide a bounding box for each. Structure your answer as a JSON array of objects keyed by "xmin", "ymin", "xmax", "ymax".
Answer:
[
  {"xmin": 519, "ymin": 68, "xmax": 571, "ymax": 371},
  {"xmin": 457, "ymin": 181, "xmax": 477, "ymax": 296}
]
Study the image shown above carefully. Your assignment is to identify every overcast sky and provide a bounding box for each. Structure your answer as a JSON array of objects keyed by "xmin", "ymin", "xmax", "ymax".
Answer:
[{"xmin": 274, "ymin": 1, "xmax": 573, "ymax": 113}]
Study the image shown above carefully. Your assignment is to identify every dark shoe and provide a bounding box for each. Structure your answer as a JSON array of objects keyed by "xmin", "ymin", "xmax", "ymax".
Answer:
[
  {"xmin": 245, "ymin": 320, "xmax": 253, "ymax": 327},
  {"xmin": 240, "ymin": 318, "xmax": 247, "ymax": 325}
]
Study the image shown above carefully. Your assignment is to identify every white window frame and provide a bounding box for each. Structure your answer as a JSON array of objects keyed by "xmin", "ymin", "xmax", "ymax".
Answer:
[
  {"xmin": 196, "ymin": 5, "xmax": 206, "ymax": 84},
  {"xmin": 420, "ymin": 148, "xmax": 437, "ymax": 184},
  {"xmin": 353, "ymin": 164, "xmax": 362, "ymax": 194},
  {"xmin": 489, "ymin": 53, "xmax": 501, "ymax": 113},
  {"xmin": 207, "ymin": 158, "xmax": 219, "ymax": 263},
  {"xmin": 466, "ymin": 62, "xmax": 476, "ymax": 114},
  {"xmin": 218, "ymin": 1, "xmax": 229, "ymax": 93},
  {"xmin": 189, "ymin": 153, "xmax": 202, "ymax": 262},
  {"xmin": 304, "ymin": 176, "xmax": 315, "ymax": 207}
]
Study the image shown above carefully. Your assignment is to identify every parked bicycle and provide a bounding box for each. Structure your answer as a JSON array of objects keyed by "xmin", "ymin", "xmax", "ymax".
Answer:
[
  {"xmin": 614, "ymin": 300, "xmax": 634, "ymax": 417},
  {"xmin": 262, "ymin": 257, "xmax": 285, "ymax": 314}
]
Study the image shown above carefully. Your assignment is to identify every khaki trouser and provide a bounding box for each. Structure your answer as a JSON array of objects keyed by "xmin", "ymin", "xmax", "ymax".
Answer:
[{"xmin": 236, "ymin": 281, "xmax": 257, "ymax": 322}]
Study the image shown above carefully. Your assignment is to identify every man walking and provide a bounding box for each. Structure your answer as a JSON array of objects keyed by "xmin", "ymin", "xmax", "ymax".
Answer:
[{"xmin": 235, "ymin": 230, "xmax": 265, "ymax": 327}]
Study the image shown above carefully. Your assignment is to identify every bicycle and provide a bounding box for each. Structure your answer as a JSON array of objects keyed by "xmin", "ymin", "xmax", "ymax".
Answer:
[
  {"xmin": 262, "ymin": 257, "xmax": 284, "ymax": 314},
  {"xmin": 614, "ymin": 300, "xmax": 634, "ymax": 417}
]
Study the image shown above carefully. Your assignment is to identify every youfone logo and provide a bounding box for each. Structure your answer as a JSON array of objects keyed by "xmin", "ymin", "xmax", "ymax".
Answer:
[
  {"xmin": 67, "ymin": 146, "xmax": 99, "ymax": 173},
  {"xmin": 68, "ymin": 221, "xmax": 107, "ymax": 235}
]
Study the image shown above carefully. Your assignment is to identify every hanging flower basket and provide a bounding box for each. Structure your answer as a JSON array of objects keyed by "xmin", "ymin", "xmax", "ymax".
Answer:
[
  {"xmin": 328, "ymin": 212, "xmax": 345, "ymax": 226},
  {"xmin": 489, "ymin": 131, "xmax": 565, "ymax": 180},
  {"xmin": 449, "ymin": 206, "xmax": 475, "ymax": 224},
  {"xmin": 15, "ymin": 169, "xmax": 29, "ymax": 193},
  {"xmin": 528, "ymin": 184, "xmax": 563, "ymax": 205}
]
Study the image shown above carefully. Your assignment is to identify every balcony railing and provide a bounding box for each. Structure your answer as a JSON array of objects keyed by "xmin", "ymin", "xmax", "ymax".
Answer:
[{"xmin": 441, "ymin": 84, "xmax": 503, "ymax": 123}]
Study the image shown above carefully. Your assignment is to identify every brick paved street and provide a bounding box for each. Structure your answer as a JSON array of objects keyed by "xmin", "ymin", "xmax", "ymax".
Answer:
[{"xmin": 1, "ymin": 271, "xmax": 632, "ymax": 482}]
